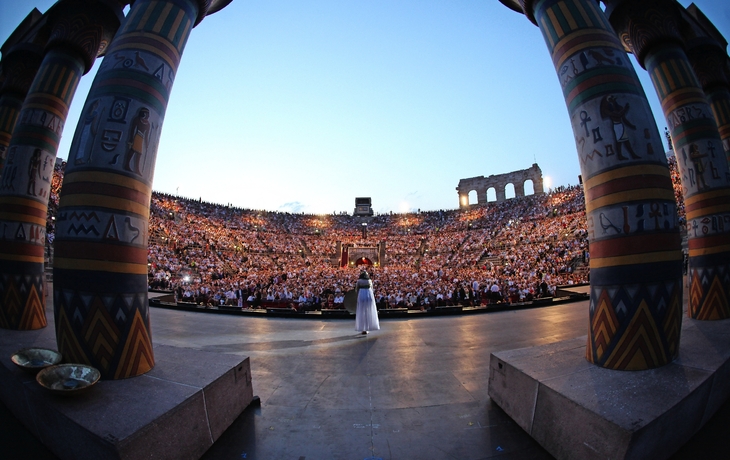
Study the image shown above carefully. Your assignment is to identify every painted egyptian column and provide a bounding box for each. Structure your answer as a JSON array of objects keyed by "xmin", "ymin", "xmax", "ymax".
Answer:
[
  {"xmin": 0, "ymin": 44, "xmax": 43, "ymax": 173},
  {"xmin": 606, "ymin": 0, "xmax": 730, "ymax": 321},
  {"xmin": 505, "ymin": 0, "xmax": 683, "ymax": 369},
  {"xmin": 0, "ymin": 0, "xmax": 123, "ymax": 331},
  {"xmin": 685, "ymin": 36, "xmax": 730, "ymax": 165},
  {"xmin": 53, "ymin": 0, "xmax": 231, "ymax": 379}
]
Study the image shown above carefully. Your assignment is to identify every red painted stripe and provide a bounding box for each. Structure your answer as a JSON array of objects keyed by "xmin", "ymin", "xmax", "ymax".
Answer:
[
  {"xmin": 589, "ymin": 233, "xmax": 681, "ymax": 258},
  {"xmin": 688, "ymin": 234, "xmax": 730, "ymax": 250},
  {"xmin": 0, "ymin": 203, "xmax": 48, "ymax": 220},
  {"xmin": 24, "ymin": 94, "xmax": 67, "ymax": 115},
  {"xmin": 586, "ymin": 174, "xmax": 673, "ymax": 202},
  {"xmin": 111, "ymin": 35, "xmax": 180, "ymax": 67},
  {"xmin": 684, "ymin": 195, "xmax": 730, "ymax": 214},
  {"xmin": 660, "ymin": 90, "xmax": 705, "ymax": 113},
  {"xmin": 61, "ymin": 182, "xmax": 150, "ymax": 205},
  {"xmin": 552, "ymin": 32, "xmax": 618, "ymax": 66},
  {"xmin": 0, "ymin": 240, "xmax": 44, "ymax": 256},
  {"xmin": 55, "ymin": 241, "xmax": 148, "ymax": 264},
  {"xmin": 13, "ymin": 131, "xmax": 59, "ymax": 150},
  {"xmin": 672, "ymin": 125, "xmax": 717, "ymax": 145}
]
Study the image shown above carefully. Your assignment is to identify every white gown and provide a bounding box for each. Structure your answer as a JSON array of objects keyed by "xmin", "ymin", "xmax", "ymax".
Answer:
[{"xmin": 355, "ymin": 279, "xmax": 380, "ymax": 332}]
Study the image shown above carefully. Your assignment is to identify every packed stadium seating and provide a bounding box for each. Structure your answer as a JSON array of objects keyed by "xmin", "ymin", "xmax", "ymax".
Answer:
[{"xmin": 46, "ymin": 157, "xmax": 686, "ymax": 310}]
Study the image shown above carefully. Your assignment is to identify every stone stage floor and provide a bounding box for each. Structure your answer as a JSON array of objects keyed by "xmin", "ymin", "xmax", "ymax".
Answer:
[{"xmin": 2, "ymin": 298, "xmax": 729, "ymax": 459}]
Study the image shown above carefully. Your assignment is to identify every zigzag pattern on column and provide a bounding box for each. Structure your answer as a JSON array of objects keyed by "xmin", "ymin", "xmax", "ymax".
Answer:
[
  {"xmin": 604, "ymin": 300, "xmax": 667, "ymax": 369},
  {"xmin": 689, "ymin": 266, "xmax": 730, "ymax": 320},
  {"xmin": 55, "ymin": 304, "xmax": 87, "ymax": 364},
  {"xmin": 18, "ymin": 282, "xmax": 44, "ymax": 330},
  {"xmin": 588, "ymin": 281, "xmax": 680, "ymax": 369},
  {"xmin": 0, "ymin": 277, "xmax": 21, "ymax": 328},
  {"xmin": 0, "ymin": 276, "xmax": 46, "ymax": 330},
  {"xmin": 114, "ymin": 308, "xmax": 154, "ymax": 379},
  {"xmin": 588, "ymin": 289, "xmax": 619, "ymax": 363},
  {"xmin": 55, "ymin": 285, "xmax": 153, "ymax": 379},
  {"xmin": 663, "ymin": 287, "xmax": 683, "ymax": 358},
  {"xmin": 82, "ymin": 297, "xmax": 121, "ymax": 375},
  {"xmin": 585, "ymin": 324, "xmax": 592, "ymax": 361}
]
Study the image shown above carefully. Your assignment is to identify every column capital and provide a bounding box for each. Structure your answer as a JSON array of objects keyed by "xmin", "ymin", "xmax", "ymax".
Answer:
[
  {"xmin": 686, "ymin": 37, "xmax": 730, "ymax": 92},
  {"xmin": 496, "ymin": 0, "xmax": 536, "ymax": 24},
  {"xmin": 0, "ymin": 43, "xmax": 44, "ymax": 99},
  {"xmin": 604, "ymin": 0, "xmax": 684, "ymax": 68},
  {"xmin": 516, "ymin": 0, "xmax": 538, "ymax": 25},
  {"xmin": 503, "ymin": 0, "xmax": 604, "ymax": 27},
  {"xmin": 195, "ymin": 0, "xmax": 234, "ymax": 26},
  {"xmin": 45, "ymin": 0, "xmax": 125, "ymax": 73}
]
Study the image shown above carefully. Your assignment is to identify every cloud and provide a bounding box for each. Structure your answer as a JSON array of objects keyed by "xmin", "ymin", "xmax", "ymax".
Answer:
[{"xmin": 278, "ymin": 201, "xmax": 306, "ymax": 213}]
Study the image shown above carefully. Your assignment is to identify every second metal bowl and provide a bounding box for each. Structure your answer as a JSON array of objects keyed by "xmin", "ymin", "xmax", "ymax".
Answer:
[{"xmin": 11, "ymin": 348, "xmax": 62, "ymax": 373}]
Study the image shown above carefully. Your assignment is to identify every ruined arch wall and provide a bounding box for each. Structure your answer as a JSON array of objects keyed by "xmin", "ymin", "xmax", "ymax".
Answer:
[{"xmin": 456, "ymin": 163, "xmax": 544, "ymax": 207}]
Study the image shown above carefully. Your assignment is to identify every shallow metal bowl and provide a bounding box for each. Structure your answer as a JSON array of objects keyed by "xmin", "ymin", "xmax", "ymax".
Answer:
[
  {"xmin": 11, "ymin": 348, "xmax": 62, "ymax": 373},
  {"xmin": 36, "ymin": 364, "xmax": 100, "ymax": 395}
]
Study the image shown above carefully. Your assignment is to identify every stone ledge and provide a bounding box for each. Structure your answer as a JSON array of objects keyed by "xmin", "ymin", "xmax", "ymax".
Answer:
[
  {"xmin": 488, "ymin": 318, "xmax": 730, "ymax": 460},
  {"xmin": 0, "ymin": 325, "xmax": 254, "ymax": 460}
]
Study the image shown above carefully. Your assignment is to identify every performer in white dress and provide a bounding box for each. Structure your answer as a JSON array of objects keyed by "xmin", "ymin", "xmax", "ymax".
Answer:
[{"xmin": 355, "ymin": 271, "xmax": 380, "ymax": 335}]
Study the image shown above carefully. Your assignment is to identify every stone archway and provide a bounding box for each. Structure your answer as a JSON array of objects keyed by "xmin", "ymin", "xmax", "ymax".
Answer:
[{"xmin": 456, "ymin": 163, "xmax": 545, "ymax": 207}]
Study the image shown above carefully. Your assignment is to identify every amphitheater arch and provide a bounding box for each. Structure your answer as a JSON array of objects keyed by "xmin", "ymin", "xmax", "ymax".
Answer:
[
  {"xmin": 486, "ymin": 187, "xmax": 497, "ymax": 203},
  {"xmin": 468, "ymin": 190, "xmax": 478, "ymax": 206},
  {"xmin": 456, "ymin": 164, "xmax": 544, "ymax": 207},
  {"xmin": 524, "ymin": 179, "xmax": 535, "ymax": 196},
  {"xmin": 505, "ymin": 183, "xmax": 516, "ymax": 199}
]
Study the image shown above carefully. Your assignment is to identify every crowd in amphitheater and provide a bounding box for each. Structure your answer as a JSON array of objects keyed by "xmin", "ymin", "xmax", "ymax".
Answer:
[{"xmin": 45, "ymin": 155, "xmax": 687, "ymax": 310}]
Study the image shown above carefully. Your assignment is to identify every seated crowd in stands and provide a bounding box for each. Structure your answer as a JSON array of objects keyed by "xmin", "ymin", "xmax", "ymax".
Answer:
[
  {"xmin": 144, "ymin": 185, "xmax": 589, "ymax": 310},
  {"xmin": 46, "ymin": 156, "xmax": 687, "ymax": 310}
]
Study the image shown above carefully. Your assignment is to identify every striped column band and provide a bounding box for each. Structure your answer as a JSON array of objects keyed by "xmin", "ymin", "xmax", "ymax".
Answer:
[
  {"xmin": 0, "ymin": 47, "xmax": 84, "ymax": 331},
  {"xmin": 526, "ymin": 0, "xmax": 683, "ymax": 369},
  {"xmin": 645, "ymin": 44, "xmax": 730, "ymax": 320},
  {"xmin": 54, "ymin": 0, "xmax": 208, "ymax": 379}
]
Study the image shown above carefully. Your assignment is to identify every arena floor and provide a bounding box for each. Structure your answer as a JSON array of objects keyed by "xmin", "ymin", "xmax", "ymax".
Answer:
[{"xmin": 2, "ymin": 298, "xmax": 728, "ymax": 459}]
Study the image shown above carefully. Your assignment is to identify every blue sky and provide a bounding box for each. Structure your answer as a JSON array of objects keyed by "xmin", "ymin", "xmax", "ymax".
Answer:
[{"xmin": 2, "ymin": 1, "xmax": 729, "ymax": 214}]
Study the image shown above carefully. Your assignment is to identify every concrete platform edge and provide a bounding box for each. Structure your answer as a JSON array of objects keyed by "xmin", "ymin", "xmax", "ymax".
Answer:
[{"xmin": 488, "ymin": 318, "xmax": 730, "ymax": 460}]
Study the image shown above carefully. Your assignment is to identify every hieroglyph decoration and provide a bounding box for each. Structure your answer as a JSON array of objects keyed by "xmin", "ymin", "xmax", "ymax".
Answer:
[
  {"xmin": 69, "ymin": 97, "xmax": 160, "ymax": 180},
  {"xmin": 566, "ymin": 51, "xmax": 661, "ymax": 178},
  {"xmin": 55, "ymin": 210, "xmax": 142, "ymax": 245},
  {"xmin": 67, "ymin": 44, "xmax": 171, "ymax": 185},
  {"xmin": 0, "ymin": 112, "xmax": 60, "ymax": 199}
]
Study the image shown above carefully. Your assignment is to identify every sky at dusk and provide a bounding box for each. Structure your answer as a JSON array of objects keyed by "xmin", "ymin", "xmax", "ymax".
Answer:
[{"xmin": 2, "ymin": 1, "xmax": 730, "ymax": 214}]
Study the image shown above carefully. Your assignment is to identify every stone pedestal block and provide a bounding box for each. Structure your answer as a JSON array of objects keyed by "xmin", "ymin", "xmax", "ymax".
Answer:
[
  {"xmin": 489, "ymin": 318, "xmax": 730, "ymax": 459},
  {"xmin": 0, "ymin": 324, "xmax": 254, "ymax": 460}
]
